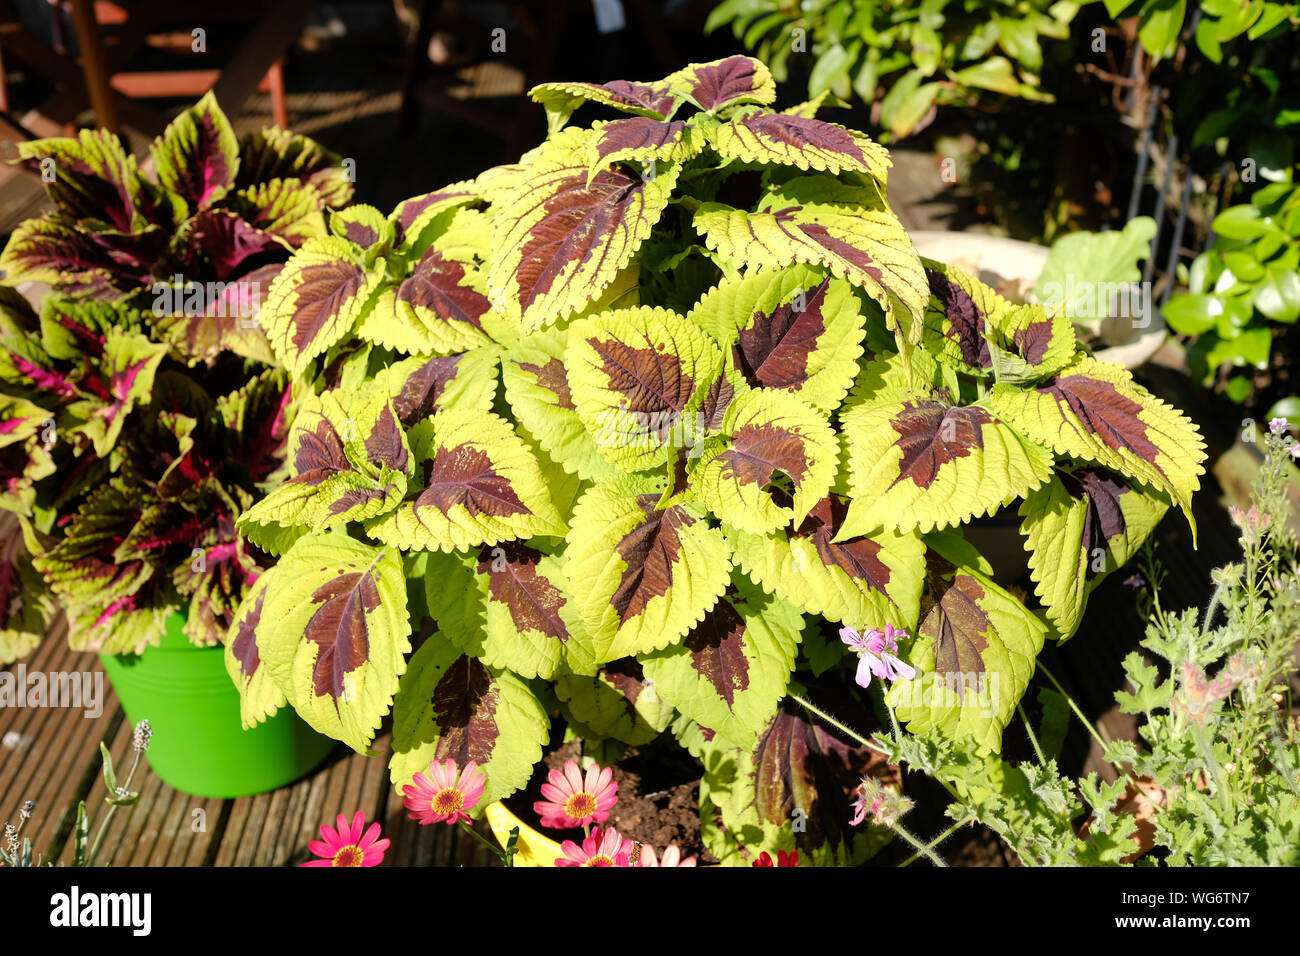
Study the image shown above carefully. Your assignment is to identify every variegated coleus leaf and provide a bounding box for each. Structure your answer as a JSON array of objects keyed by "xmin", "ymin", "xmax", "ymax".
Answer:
[
  {"xmin": 984, "ymin": 303, "xmax": 1078, "ymax": 386},
  {"xmin": 152, "ymin": 264, "xmax": 280, "ymax": 368},
  {"xmin": 563, "ymin": 473, "xmax": 731, "ymax": 665},
  {"xmin": 487, "ymin": 137, "xmax": 679, "ymax": 331},
  {"xmin": 329, "ymin": 205, "xmax": 396, "ymax": 259},
  {"xmin": 529, "ymin": 77, "xmax": 680, "ymax": 133},
  {"xmin": 229, "ymin": 178, "xmax": 329, "ymax": 246},
  {"xmin": 666, "ymin": 55, "xmax": 776, "ymax": 113},
  {"xmin": 365, "ymin": 408, "xmax": 565, "ymax": 552},
  {"xmin": 247, "ymin": 531, "xmax": 410, "ymax": 752},
  {"xmin": 696, "ymin": 111, "xmax": 890, "ymax": 182},
  {"xmin": 887, "ymin": 533, "xmax": 1048, "ymax": 750},
  {"xmin": 693, "ymin": 176, "xmax": 927, "ymax": 343},
  {"xmin": 987, "ymin": 355, "xmax": 1205, "ymax": 535},
  {"xmin": 0, "ymin": 408, "xmax": 56, "ymax": 515},
  {"xmin": 566, "ymin": 306, "xmax": 723, "ymax": 473},
  {"xmin": 15, "ymin": 130, "xmax": 146, "ymax": 232},
  {"xmin": 501, "ymin": 329, "xmax": 614, "ymax": 480},
  {"xmin": 32, "ymin": 482, "xmax": 164, "ymax": 654},
  {"xmin": 699, "ymin": 697, "xmax": 892, "ymax": 866},
  {"xmin": 389, "ymin": 182, "xmax": 481, "ymax": 248},
  {"xmin": 555, "ymin": 658, "xmax": 675, "ymax": 745},
  {"xmin": 381, "ymin": 347, "xmax": 499, "ymax": 426},
  {"xmin": 1020, "ymin": 468, "xmax": 1169, "ymax": 639},
  {"xmin": 357, "ymin": 246, "xmax": 495, "ymax": 354},
  {"xmin": 215, "ymin": 366, "xmax": 296, "ymax": 487},
  {"xmin": 920, "ymin": 259, "xmax": 1008, "ymax": 376},
  {"xmin": 235, "ymin": 126, "xmax": 354, "ymax": 210},
  {"xmin": 69, "ymin": 330, "xmax": 169, "ymax": 457},
  {"xmin": 687, "ymin": 265, "xmax": 865, "ymax": 413},
  {"xmin": 261, "ymin": 235, "xmax": 385, "ymax": 375},
  {"xmin": 690, "ymin": 388, "xmax": 837, "ymax": 535},
  {"xmin": 150, "ymin": 91, "xmax": 240, "ymax": 213},
  {"xmin": 423, "ymin": 542, "xmax": 576, "ymax": 680},
  {"xmin": 224, "ymin": 576, "xmax": 286, "ymax": 727},
  {"xmin": 641, "ymin": 574, "xmax": 803, "ymax": 750},
  {"xmin": 0, "ymin": 515, "xmax": 53, "ymax": 664},
  {"xmin": 237, "ymin": 389, "xmax": 410, "ymax": 533},
  {"xmin": 389, "ymin": 634, "xmax": 548, "ymax": 807},
  {"xmin": 171, "ymin": 487, "xmax": 262, "ymax": 646},
  {"xmin": 838, "ymin": 352, "xmax": 1055, "ymax": 537},
  {"xmin": 728, "ymin": 494, "xmax": 925, "ymax": 629},
  {"xmin": 0, "ymin": 217, "xmax": 166, "ymax": 297},
  {"xmin": 585, "ymin": 116, "xmax": 702, "ymax": 183}
]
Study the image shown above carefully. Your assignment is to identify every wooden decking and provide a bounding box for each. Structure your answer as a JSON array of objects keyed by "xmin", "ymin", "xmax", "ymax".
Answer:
[{"xmin": 1, "ymin": 618, "xmax": 497, "ymax": 867}]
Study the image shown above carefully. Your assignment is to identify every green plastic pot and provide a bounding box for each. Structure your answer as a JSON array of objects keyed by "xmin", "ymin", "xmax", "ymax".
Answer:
[{"xmin": 99, "ymin": 613, "xmax": 335, "ymax": 798}]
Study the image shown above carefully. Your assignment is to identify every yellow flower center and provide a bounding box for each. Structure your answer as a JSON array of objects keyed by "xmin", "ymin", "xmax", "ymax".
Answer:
[
  {"xmin": 432, "ymin": 787, "xmax": 464, "ymax": 815},
  {"xmin": 333, "ymin": 845, "xmax": 364, "ymax": 867},
  {"xmin": 564, "ymin": 791, "xmax": 598, "ymax": 819},
  {"xmin": 584, "ymin": 854, "xmax": 614, "ymax": 867}
]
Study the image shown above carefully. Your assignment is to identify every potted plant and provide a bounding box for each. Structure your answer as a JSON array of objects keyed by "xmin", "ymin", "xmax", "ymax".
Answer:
[
  {"xmin": 223, "ymin": 55, "xmax": 1205, "ymax": 863},
  {"xmin": 0, "ymin": 93, "xmax": 353, "ymax": 797}
]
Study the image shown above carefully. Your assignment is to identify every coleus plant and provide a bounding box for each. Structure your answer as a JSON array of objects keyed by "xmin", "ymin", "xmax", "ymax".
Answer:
[
  {"xmin": 0, "ymin": 95, "xmax": 352, "ymax": 659},
  {"xmin": 0, "ymin": 90, "xmax": 352, "ymax": 365},
  {"xmin": 224, "ymin": 56, "xmax": 1206, "ymax": 865}
]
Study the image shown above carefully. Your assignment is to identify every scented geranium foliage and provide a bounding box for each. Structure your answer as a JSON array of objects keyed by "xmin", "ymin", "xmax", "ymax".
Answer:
[{"xmin": 226, "ymin": 56, "xmax": 1206, "ymax": 864}]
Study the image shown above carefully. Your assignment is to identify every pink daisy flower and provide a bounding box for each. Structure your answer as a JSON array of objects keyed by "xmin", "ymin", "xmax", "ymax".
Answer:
[
  {"xmin": 555, "ymin": 826, "xmax": 633, "ymax": 867},
  {"xmin": 401, "ymin": 758, "xmax": 486, "ymax": 826},
  {"xmin": 638, "ymin": 843, "xmax": 698, "ymax": 867},
  {"xmin": 300, "ymin": 812, "xmax": 389, "ymax": 867},
  {"xmin": 840, "ymin": 623, "xmax": 916, "ymax": 689},
  {"xmin": 534, "ymin": 759, "xmax": 618, "ymax": 829}
]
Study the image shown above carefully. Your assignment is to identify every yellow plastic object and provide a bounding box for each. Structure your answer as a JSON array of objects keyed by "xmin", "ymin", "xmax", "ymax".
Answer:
[{"xmin": 484, "ymin": 801, "xmax": 566, "ymax": 867}]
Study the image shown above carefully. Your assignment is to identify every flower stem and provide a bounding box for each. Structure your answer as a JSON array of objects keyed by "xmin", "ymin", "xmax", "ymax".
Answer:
[
  {"xmin": 898, "ymin": 814, "xmax": 973, "ymax": 868},
  {"xmin": 1035, "ymin": 661, "xmax": 1121, "ymax": 773},
  {"xmin": 458, "ymin": 819, "xmax": 509, "ymax": 864},
  {"xmin": 1017, "ymin": 702, "xmax": 1046, "ymax": 766},
  {"xmin": 888, "ymin": 820, "xmax": 947, "ymax": 867},
  {"xmin": 788, "ymin": 693, "xmax": 889, "ymax": 757}
]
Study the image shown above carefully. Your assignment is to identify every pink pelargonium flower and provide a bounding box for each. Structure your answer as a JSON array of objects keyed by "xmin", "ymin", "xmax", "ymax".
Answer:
[
  {"xmin": 401, "ymin": 758, "xmax": 486, "ymax": 826},
  {"xmin": 839, "ymin": 623, "xmax": 916, "ymax": 689},
  {"xmin": 638, "ymin": 843, "xmax": 698, "ymax": 867},
  {"xmin": 1268, "ymin": 416, "xmax": 1290, "ymax": 435},
  {"xmin": 301, "ymin": 811, "xmax": 389, "ymax": 867},
  {"xmin": 555, "ymin": 827, "xmax": 634, "ymax": 867},
  {"xmin": 534, "ymin": 759, "xmax": 618, "ymax": 829}
]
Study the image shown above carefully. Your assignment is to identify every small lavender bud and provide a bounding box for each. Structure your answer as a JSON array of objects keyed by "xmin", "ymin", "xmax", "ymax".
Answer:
[
  {"xmin": 19, "ymin": 800, "xmax": 33, "ymax": 821},
  {"xmin": 132, "ymin": 719, "xmax": 152, "ymax": 753}
]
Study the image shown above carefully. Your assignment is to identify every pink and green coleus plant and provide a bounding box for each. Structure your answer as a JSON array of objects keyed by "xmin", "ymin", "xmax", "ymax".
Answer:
[
  {"xmin": 0, "ymin": 95, "xmax": 352, "ymax": 659},
  {"xmin": 222, "ymin": 56, "xmax": 1206, "ymax": 865}
]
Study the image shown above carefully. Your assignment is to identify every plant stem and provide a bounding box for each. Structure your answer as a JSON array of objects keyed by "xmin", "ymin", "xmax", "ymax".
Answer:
[
  {"xmin": 458, "ymin": 819, "xmax": 509, "ymax": 864},
  {"xmin": 898, "ymin": 814, "xmax": 972, "ymax": 868},
  {"xmin": 1017, "ymin": 702, "xmax": 1047, "ymax": 766},
  {"xmin": 1035, "ymin": 661, "xmax": 1126, "ymax": 776},
  {"xmin": 788, "ymin": 693, "xmax": 890, "ymax": 757},
  {"xmin": 888, "ymin": 820, "xmax": 947, "ymax": 867}
]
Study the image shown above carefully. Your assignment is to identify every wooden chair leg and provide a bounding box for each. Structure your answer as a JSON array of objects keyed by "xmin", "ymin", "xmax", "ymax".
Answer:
[
  {"xmin": 265, "ymin": 59, "xmax": 287, "ymax": 128},
  {"xmin": 68, "ymin": 0, "xmax": 119, "ymax": 133},
  {"xmin": 399, "ymin": 0, "xmax": 441, "ymax": 134}
]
